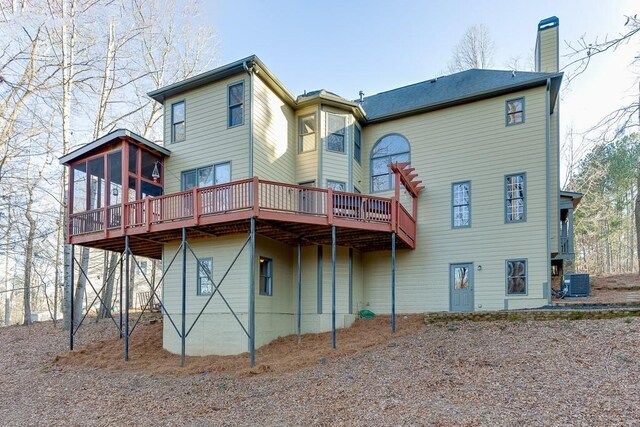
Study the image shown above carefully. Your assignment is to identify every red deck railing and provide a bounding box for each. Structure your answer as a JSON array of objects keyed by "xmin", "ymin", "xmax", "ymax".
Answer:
[{"xmin": 68, "ymin": 178, "xmax": 417, "ymax": 247}]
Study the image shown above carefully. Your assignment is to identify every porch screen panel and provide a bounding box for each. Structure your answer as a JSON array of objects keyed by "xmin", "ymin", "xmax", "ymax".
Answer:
[
  {"xmin": 88, "ymin": 157, "xmax": 105, "ymax": 210},
  {"xmin": 108, "ymin": 151, "xmax": 122, "ymax": 206},
  {"xmin": 72, "ymin": 162, "xmax": 87, "ymax": 213}
]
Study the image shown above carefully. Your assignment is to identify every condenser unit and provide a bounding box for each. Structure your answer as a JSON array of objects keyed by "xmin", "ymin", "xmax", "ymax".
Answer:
[{"xmin": 563, "ymin": 273, "xmax": 590, "ymax": 297}]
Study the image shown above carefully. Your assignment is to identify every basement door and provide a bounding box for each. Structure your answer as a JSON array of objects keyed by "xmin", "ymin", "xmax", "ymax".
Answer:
[{"xmin": 450, "ymin": 263, "xmax": 474, "ymax": 312}]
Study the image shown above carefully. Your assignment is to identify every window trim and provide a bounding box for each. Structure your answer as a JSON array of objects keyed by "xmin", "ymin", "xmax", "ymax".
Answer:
[
  {"xmin": 326, "ymin": 112, "xmax": 346, "ymax": 154},
  {"xmin": 505, "ymin": 97, "xmax": 525, "ymax": 126},
  {"xmin": 171, "ymin": 100, "xmax": 186, "ymax": 143},
  {"xmin": 504, "ymin": 172, "xmax": 527, "ymax": 223},
  {"xmin": 370, "ymin": 133, "xmax": 411, "ymax": 193},
  {"xmin": 227, "ymin": 81, "xmax": 245, "ymax": 128},
  {"xmin": 181, "ymin": 161, "xmax": 232, "ymax": 191},
  {"xmin": 353, "ymin": 124, "xmax": 362, "ymax": 164},
  {"xmin": 259, "ymin": 256, "xmax": 273, "ymax": 296},
  {"xmin": 298, "ymin": 113, "xmax": 317, "ymax": 153},
  {"xmin": 505, "ymin": 258, "xmax": 528, "ymax": 296},
  {"xmin": 197, "ymin": 257, "xmax": 213, "ymax": 296},
  {"xmin": 451, "ymin": 181, "xmax": 471, "ymax": 229}
]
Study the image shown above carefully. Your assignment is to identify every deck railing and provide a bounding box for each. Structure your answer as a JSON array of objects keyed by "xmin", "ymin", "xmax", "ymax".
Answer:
[{"xmin": 68, "ymin": 178, "xmax": 417, "ymax": 244}]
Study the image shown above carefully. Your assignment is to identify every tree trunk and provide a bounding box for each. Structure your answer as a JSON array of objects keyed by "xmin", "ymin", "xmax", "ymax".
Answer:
[
  {"xmin": 99, "ymin": 252, "xmax": 118, "ymax": 319},
  {"xmin": 73, "ymin": 247, "xmax": 90, "ymax": 327},
  {"xmin": 22, "ymin": 191, "xmax": 37, "ymax": 326},
  {"xmin": 636, "ymin": 165, "xmax": 640, "ymax": 275}
]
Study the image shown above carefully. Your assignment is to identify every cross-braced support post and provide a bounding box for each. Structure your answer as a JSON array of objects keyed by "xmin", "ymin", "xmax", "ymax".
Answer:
[
  {"xmin": 331, "ymin": 225, "xmax": 336, "ymax": 350},
  {"xmin": 180, "ymin": 227, "xmax": 187, "ymax": 367},
  {"xmin": 249, "ymin": 217, "xmax": 256, "ymax": 367},
  {"xmin": 297, "ymin": 241, "xmax": 302, "ymax": 344},
  {"xmin": 391, "ymin": 231, "xmax": 396, "ymax": 333},
  {"xmin": 125, "ymin": 236, "xmax": 130, "ymax": 361},
  {"xmin": 69, "ymin": 244, "xmax": 75, "ymax": 351}
]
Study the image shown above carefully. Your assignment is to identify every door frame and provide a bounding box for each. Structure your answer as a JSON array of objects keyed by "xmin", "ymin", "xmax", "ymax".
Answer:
[{"xmin": 449, "ymin": 262, "xmax": 475, "ymax": 312}]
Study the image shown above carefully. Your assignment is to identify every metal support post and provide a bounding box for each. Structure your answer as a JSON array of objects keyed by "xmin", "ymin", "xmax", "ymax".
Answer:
[
  {"xmin": 391, "ymin": 231, "xmax": 396, "ymax": 333},
  {"xmin": 297, "ymin": 242, "xmax": 302, "ymax": 344},
  {"xmin": 69, "ymin": 244, "xmax": 75, "ymax": 351},
  {"xmin": 249, "ymin": 217, "xmax": 256, "ymax": 367},
  {"xmin": 180, "ymin": 228, "xmax": 187, "ymax": 367},
  {"xmin": 331, "ymin": 225, "xmax": 336, "ymax": 349},
  {"xmin": 119, "ymin": 251, "xmax": 123, "ymax": 339},
  {"xmin": 124, "ymin": 236, "xmax": 130, "ymax": 361}
]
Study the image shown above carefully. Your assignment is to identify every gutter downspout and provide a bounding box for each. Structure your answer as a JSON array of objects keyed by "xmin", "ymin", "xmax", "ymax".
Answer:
[
  {"xmin": 545, "ymin": 78, "xmax": 552, "ymax": 305},
  {"xmin": 243, "ymin": 61, "xmax": 255, "ymax": 177}
]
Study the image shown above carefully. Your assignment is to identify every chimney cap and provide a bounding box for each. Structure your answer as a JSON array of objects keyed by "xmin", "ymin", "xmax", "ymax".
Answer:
[{"xmin": 538, "ymin": 16, "xmax": 559, "ymax": 31}]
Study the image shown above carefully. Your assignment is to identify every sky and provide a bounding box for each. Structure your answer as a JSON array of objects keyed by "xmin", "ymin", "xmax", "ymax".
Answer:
[{"xmin": 205, "ymin": 0, "xmax": 639, "ymax": 176}]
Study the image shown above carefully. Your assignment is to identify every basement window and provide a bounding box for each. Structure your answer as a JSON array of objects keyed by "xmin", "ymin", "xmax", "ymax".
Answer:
[
  {"xmin": 259, "ymin": 257, "xmax": 273, "ymax": 296},
  {"xmin": 506, "ymin": 97, "xmax": 524, "ymax": 126},
  {"xmin": 197, "ymin": 258, "xmax": 213, "ymax": 295},
  {"xmin": 506, "ymin": 259, "xmax": 527, "ymax": 295}
]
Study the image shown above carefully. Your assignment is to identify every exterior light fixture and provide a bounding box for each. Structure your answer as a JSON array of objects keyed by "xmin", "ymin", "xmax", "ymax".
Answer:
[{"xmin": 152, "ymin": 161, "xmax": 161, "ymax": 182}]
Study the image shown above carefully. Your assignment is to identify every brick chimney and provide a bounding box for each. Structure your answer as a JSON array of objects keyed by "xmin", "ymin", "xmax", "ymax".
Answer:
[{"xmin": 535, "ymin": 16, "xmax": 559, "ymax": 73}]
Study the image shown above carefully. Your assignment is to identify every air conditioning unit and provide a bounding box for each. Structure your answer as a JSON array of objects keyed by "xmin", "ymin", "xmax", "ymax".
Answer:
[{"xmin": 563, "ymin": 273, "xmax": 590, "ymax": 297}]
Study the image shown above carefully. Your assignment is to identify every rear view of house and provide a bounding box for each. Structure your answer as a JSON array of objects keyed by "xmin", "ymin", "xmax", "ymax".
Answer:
[{"xmin": 60, "ymin": 16, "xmax": 580, "ymax": 361}]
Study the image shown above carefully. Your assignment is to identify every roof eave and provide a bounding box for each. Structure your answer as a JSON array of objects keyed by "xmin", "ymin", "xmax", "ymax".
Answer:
[{"xmin": 364, "ymin": 73, "xmax": 563, "ymax": 124}]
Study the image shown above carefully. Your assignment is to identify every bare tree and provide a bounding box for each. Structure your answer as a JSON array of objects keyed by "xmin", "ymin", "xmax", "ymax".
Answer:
[{"xmin": 447, "ymin": 24, "xmax": 495, "ymax": 73}]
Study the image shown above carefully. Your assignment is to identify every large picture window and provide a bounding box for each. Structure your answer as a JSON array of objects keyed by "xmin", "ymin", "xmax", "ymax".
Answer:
[
  {"xmin": 172, "ymin": 101, "xmax": 185, "ymax": 143},
  {"xmin": 505, "ymin": 173, "xmax": 526, "ymax": 222},
  {"xmin": 181, "ymin": 162, "xmax": 231, "ymax": 190},
  {"xmin": 452, "ymin": 181, "xmax": 471, "ymax": 228},
  {"xmin": 371, "ymin": 134, "xmax": 410, "ymax": 192},
  {"xmin": 506, "ymin": 259, "xmax": 527, "ymax": 295},
  {"xmin": 228, "ymin": 82, "xmax": 244, "ymax": 127}
]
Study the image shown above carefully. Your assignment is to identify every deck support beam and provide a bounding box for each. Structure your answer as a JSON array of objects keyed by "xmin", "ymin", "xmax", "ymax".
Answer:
[
  {"xmin": 124, "ymin": 236, "xmax": 130, "ymax": 361},
  {"xmin": 331, "ymin": 225, "xmax": 336, "ymax": 349},
  {"xmin": 391, "ymin": 231, "xmax": 396, "ymax": 333},
  {"xmin": 180, "ymin": 228, "xmax": 187, "ymax": 367},
  {"xmin": 249, "ymin": 217, "xmax": 256, "ymax": 367},
  {"xmin": 297, "ymin": 241, "xmax": 302, "ymax": 344},
  {"xmin": 69, "ymin": 244, "xmax": 75, "ymax": 351}
]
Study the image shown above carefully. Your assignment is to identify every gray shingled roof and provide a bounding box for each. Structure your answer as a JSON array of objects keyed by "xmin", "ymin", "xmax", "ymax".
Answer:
[{"xmin": 360, "ymin": 69, "xmax": 562, "ymax": 122}]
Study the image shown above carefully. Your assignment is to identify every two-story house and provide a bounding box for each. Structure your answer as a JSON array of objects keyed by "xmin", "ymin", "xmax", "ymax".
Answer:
[{"xmin": 60, "ymin": 17, "xmax": 580, "ymax": 362}]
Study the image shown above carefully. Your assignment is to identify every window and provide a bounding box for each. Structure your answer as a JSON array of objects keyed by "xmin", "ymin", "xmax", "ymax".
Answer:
[
  {"xmin": 506, "ymin": 259, "xmax": 527, "ymax": 295},
  {"xmin": 327, "ymin": 113, "xmax": 346, "ymax": 153},
  {"xmin": 259, "ymin": 257, "xmax": 273, "ymax": 296},
  {"xmin": 298, "ymin": 114, "xmax": 316, "ymax": 152},
  {"xmin": 506, "ymin": 97, "xmax": 524, "ymax": 126},
  {"xmin": 353, "ymin": 125, "xmax": 362, "ymax": 164},
  {"xmin": 172, "ymin": 101, "xmax": 186, "ymax": 143},
  {"xmin": 228, "ymin": 82, "xmax": 244, "ymax": 127},
  {"xmin": 371, "ymin": 134, "xmax": 410, "ymax": 192},
  {"xmin": 181, "ymin": 162, "xmax": 231, "ymax": 190},
  {"xmin": 505, "ymin": 173, "xmax": 526, "ymax": 222},
  {"xmin": 326, "ymin": 180, "xmax": 346, "ymax": 191},
  {"xmin": 197, "ymin": 258, "xmax": 213, "ymax": 295},
  {"xmin": 452, "ymin": 181, "xmax": 471, "ymax": 228}
]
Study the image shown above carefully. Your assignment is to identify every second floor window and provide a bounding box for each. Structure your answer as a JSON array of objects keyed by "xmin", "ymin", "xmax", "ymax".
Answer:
[
  {"xmin": 506, "ymin": 97, "xmax": 524, "ymax": 126},
  {"xmin": 327, "ymin": 114, "xmax": 345, "ymax": 153},
  {"xmin": 228, "ymin": 82, "xmax": 244, "ymax": 127},
  {"xmin": 505, "ymin": 173, "xmax": 526, "ymax": 222},
  {"xmin": 172, "ymin": 101, "xmax": 185, "ymax": 143},
  {"xmin": 298, "ymin": 114, "xmax": 316, "ymax": 152},
  {"xmin": 452, "ymin": 181, "xmax": 470, "ymax": 228},
  {"xmin": 182, "ymin": 162, "xmax": 231, "ymax": 190},
  {"xmin": 354, "ymin": 126, "xmax": 362, "ymax": 164},
  {"xmin": 371, "ymin": 134, "xmax": 410, "ymax": 192}
]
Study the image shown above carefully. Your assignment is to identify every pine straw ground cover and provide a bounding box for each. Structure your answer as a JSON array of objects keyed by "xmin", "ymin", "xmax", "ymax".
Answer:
[{"xmin": 1, "ymin": 314, "xmax": 640, "ymax": 425}]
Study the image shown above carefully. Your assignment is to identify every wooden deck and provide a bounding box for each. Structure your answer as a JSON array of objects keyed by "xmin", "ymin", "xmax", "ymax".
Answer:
[{"xmin": 68, "ymin": 178, "xmax": 417, "ymax": 258}]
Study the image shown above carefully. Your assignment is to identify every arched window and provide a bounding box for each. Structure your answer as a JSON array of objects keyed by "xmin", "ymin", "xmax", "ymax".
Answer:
[{"xmin": 370, "ymin": 134, "xmax": 410, "ymax": 192}]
